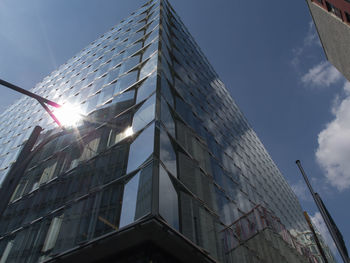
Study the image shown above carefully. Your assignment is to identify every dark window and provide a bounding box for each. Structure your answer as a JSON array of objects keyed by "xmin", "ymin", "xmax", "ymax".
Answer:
[
  {"xmin": 346, "ymin": 12, "xmax": 350, "ymax": 22},
  {"xmin": 326, "ymin": 1, "xmax": 343, "ymax": 20}
]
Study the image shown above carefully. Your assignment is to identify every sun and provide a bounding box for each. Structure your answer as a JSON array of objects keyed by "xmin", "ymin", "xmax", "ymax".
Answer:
[{"xmin": 54, "ymin": 103, "xmax": 83, "ymax": 127}]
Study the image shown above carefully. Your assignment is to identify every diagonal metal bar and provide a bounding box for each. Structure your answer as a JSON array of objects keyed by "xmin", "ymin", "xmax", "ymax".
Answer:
[
  {"xmin": 296, "ymin": 160, "xmax": 350, "ymax": 263},
  {"xmin": 0, "ymin": 78, "xmax": 65, "ymax": 129},
  {"xmin": 0, "ymin": 79, "xmax": 61, "ymax": 108},
  {"xmin": 37, "ymin": 99, "xmax": 63, "ymax": 128}
]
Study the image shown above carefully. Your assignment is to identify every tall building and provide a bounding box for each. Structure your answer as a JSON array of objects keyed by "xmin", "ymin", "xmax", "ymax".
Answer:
[
  {"xmin": 0, "ymin": 0, "xmax": 333, "ymax": 262},
  {"xmin": 306, "ymin": 0, "xmax": 350, "ymax": 81}
]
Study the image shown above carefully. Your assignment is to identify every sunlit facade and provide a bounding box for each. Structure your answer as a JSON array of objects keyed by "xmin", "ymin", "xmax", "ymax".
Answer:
[{"xmin": 0, "ymin": 0, "xmax": 331, "ymax": 262}]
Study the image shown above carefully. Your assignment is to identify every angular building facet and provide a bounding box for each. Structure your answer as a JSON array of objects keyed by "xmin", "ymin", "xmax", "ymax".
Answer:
[
  {"xmin": 0, "ymin": 0, "xmax": 333, "ymax": 262},
  {"xmin": 306, "ymin": 0, "xmax": 350, "ymax": 81}
]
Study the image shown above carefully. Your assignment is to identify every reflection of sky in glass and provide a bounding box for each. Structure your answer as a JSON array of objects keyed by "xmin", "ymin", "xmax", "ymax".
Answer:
[
  {"xmin": 160, "ymin": 127, "xmax": 177, "ymax": 176},
  {"xmin": 160, "ymin": 98, "xmax": 175, "ymax": 137},
  {"xmin": 126, "ymin": 122, "xmax": 154, "ymax": 174},
  {"xmin": 159, "ymin": 165, "xmax": 179, "ymax": 230},
  {"xmin": 136, "ymin": 72, "xmax": 156, "ymax": 104},
  {"xmin": 132, "ymin": 94, "xmax": 155, "ymax": 133},
  {"xmin": 140, "ymin": 53, "xmax": 158, "ymax": 80},
  {"xmin": 119, "ymin": 172, "xmax": 140, "ymax": 228}
]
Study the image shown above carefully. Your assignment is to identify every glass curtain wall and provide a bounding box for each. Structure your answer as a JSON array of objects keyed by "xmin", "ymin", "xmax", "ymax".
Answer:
[
  {"xmin": 0, "ymin": 0, "xmax": 315, "ymax": 262},
  {"xmin": 0, "ymin": 1, "xmax": 161, "ymax": 262}
]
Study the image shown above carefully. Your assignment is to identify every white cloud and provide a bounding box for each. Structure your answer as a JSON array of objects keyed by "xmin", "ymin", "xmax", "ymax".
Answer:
[
  {"xmin": 301, "ymin": 61, "xmax": 342, "ymax": 88},
  {"xmin": 291, "ymin": 20, "xmax": 320, "ymax": 68},
  {"xmin": 316, "ymin": 81, "xmax": 350, "ymax": 190},
  {"xmin": 291, "ymin": 180, "xmax": 309, "ymax": 201},
  {"xmin": 304, "ymin": 21, "xmax": 319, "ymax": 47},
  {"xmin": 344, "ymin": 81, "xmax": 350, "ymax": 95},
  {"xmin": 293, "ymin": 21, "xmax": 342, "ymax": 89},
  {"xmin": 310, "ymin": 212, "xmax": 337, "ymax": 254}
]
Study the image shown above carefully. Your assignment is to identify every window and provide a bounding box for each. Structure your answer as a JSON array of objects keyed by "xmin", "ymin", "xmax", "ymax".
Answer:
[
  {"xmin": 119, "ymin": 172, "xmax": 140, "ymax": 228},
  {"xmin": 0, "ymin": 241, "xmax": 13, "ymax": 263},
  {"xmin": 159, "ymin": 127, "xmax": 177, "ymax": 176},
  {"xmin": 39, "ymin": 159, "xmax": 58, "ymax": 185},
  {"xmin": 126, "ymin": 123, "xmax": 154, "ymax": 173},
  {"xmin": 136, "ymin": 73, "xmax": 156, "ymax": 104},
  {"xmin": 80, "ymin": 137, "xmax": 100, "ymax": 161},
  {"xmin": 346, "ymin": 12, "xmax": 350, "ymax": 23},
  {"xmin": 132, "ymin": 94, "xmax": 155, "ymax": 133},
  {"xmin": 42, "ymin": 215, "xmax": 64, "ymax": 252},
  {"xmin": 159, "ymin": 166, "xmax": 179, "ymax": 230},
  {"xmin": 119, "ymin": 163, "xmax": 152, "ymax": 228},
  {"xmin": 326, "ymin": 1, "xmax": 343, "ymax": 20}
]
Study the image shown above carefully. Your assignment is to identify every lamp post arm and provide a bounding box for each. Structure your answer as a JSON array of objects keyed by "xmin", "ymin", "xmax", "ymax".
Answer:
[
  {"xmin": 0, "ymin": 79, "xmax": 61, "ymax": 108},
  {"xmin": 37, "ymin": 100, "xmax": 63, "ymax": 128}
]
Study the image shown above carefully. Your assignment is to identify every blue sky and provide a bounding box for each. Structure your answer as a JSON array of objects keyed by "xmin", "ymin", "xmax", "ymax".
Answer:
[{"xmin": 0, "ymin": 0, "xmax": 349, "ymax": 260}]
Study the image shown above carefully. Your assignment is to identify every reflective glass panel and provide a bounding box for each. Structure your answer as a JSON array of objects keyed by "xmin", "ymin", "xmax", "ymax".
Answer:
[
  {"xmin": 105, "ymin": 65, "xmax": 121, "ymax": 85},
  {"xmin": 132, "ymin": 94, "xmax": 155, "ymax": 133},
  {"xmin": 160, "ymin": 76, "xmax": 174, "ymax": 107},
  {"xmin": 126, "ymin": 122, "xmax": 154, "ymax": 173},
  {"xmin": 112, "ymin": 90, "xmax": 135, "ymax": 105},
  {"xmin": 142, "ymin": 41, "xmax": 158, "ymax": 62},
  {"xmin": 119, "ymin": 54, "xmax": 141, "ymax": 75},
  {"xmin": 119, "ymin": 172, "xmax": 140, "ymax": 228},
  {"xmin": 119, "ymin": 163, "xmax": 152, "ymax": 228},
  {"xmin": 159, "ymin": 166, "xmax": 179, "ymax": 230},
  {"xmin": 140, "ymin": 54, "xmax": 157, "ymax": 80},
  {"xmin": 160, "ymin": 98, "xmax": 175, "ymax": 137},
  {"xmin": 136, "ymin": 72, "xmax": 156, "ymax": 104},
  {"xmin": 159, "ymin": 127, "xmax": 177, "ymax": 176},
  {"xmin": 116, "ymin": 70, "xmax": 139, "ymax": 94}
]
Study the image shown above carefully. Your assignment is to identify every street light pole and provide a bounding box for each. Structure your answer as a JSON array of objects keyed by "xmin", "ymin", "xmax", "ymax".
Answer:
[
  {"xmin": 296, "ymin": 160, "xmax": 350, "ymax": 263},
  {"xmin": 0, "ymin": 79, "xmax": 62, "ymax": 127}
]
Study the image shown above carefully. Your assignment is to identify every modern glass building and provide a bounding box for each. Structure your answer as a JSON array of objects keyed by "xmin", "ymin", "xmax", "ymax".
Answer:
[{"xmin": 0, "ymin": 0, "xmax": 333, "ymax": 262}]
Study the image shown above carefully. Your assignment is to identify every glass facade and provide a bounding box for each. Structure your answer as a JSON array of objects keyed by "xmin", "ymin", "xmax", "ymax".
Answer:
[{"xmin": 0, "ymin": 0, "xmax": 330, "ymax": 262}]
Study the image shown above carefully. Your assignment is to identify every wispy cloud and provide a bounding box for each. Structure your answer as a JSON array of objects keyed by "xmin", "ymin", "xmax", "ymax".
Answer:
[
  {"xmin": 291, "ymin": 21, "xmax": 320, "ymax": 68},
  {"xmin": 310, "ymin": 212, "xmax": 337, "ymax": 254},
  {"xmin": 291, "ymin": 180, "xmax": 309, "ymax": 201},
  {"xmin": 301, "ymin": 61, "xmax": 342, "ymax": 88},
  {"xmin": 316, "ymin": 81, "xmax": 350, "ymax": 190},
  {"xmin": 304, "ymin": 21, "xmax": 320, "ymax": 47}
]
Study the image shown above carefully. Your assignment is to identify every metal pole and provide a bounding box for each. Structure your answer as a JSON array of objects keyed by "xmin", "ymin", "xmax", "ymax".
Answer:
[
  {"xmin": 296, "ymin": 160, "xmax": 316, "ymax": 196},
  {"xmin": 37, "ymin": 100, "xmax": 62, "ymax": 128},
  {"xmin": 0, "ymin": 79, "xmax": 61, "ymax": 108},
  {"xmin": 0, "ymin": 78, "xmax": 63, "ymax": 128},
  {"xmin": 304, "ymin": 211, "xmax": 329, "ymax": 263},
  {"xmin": 296, "ymin": 160, "xmax": 350, "ymax": 263}
]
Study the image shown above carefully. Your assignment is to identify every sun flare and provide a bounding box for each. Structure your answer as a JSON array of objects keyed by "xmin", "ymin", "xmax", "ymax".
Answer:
[{"xmin": 54, "ymin": 104, "xmax": 83, "ymax": 127}]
